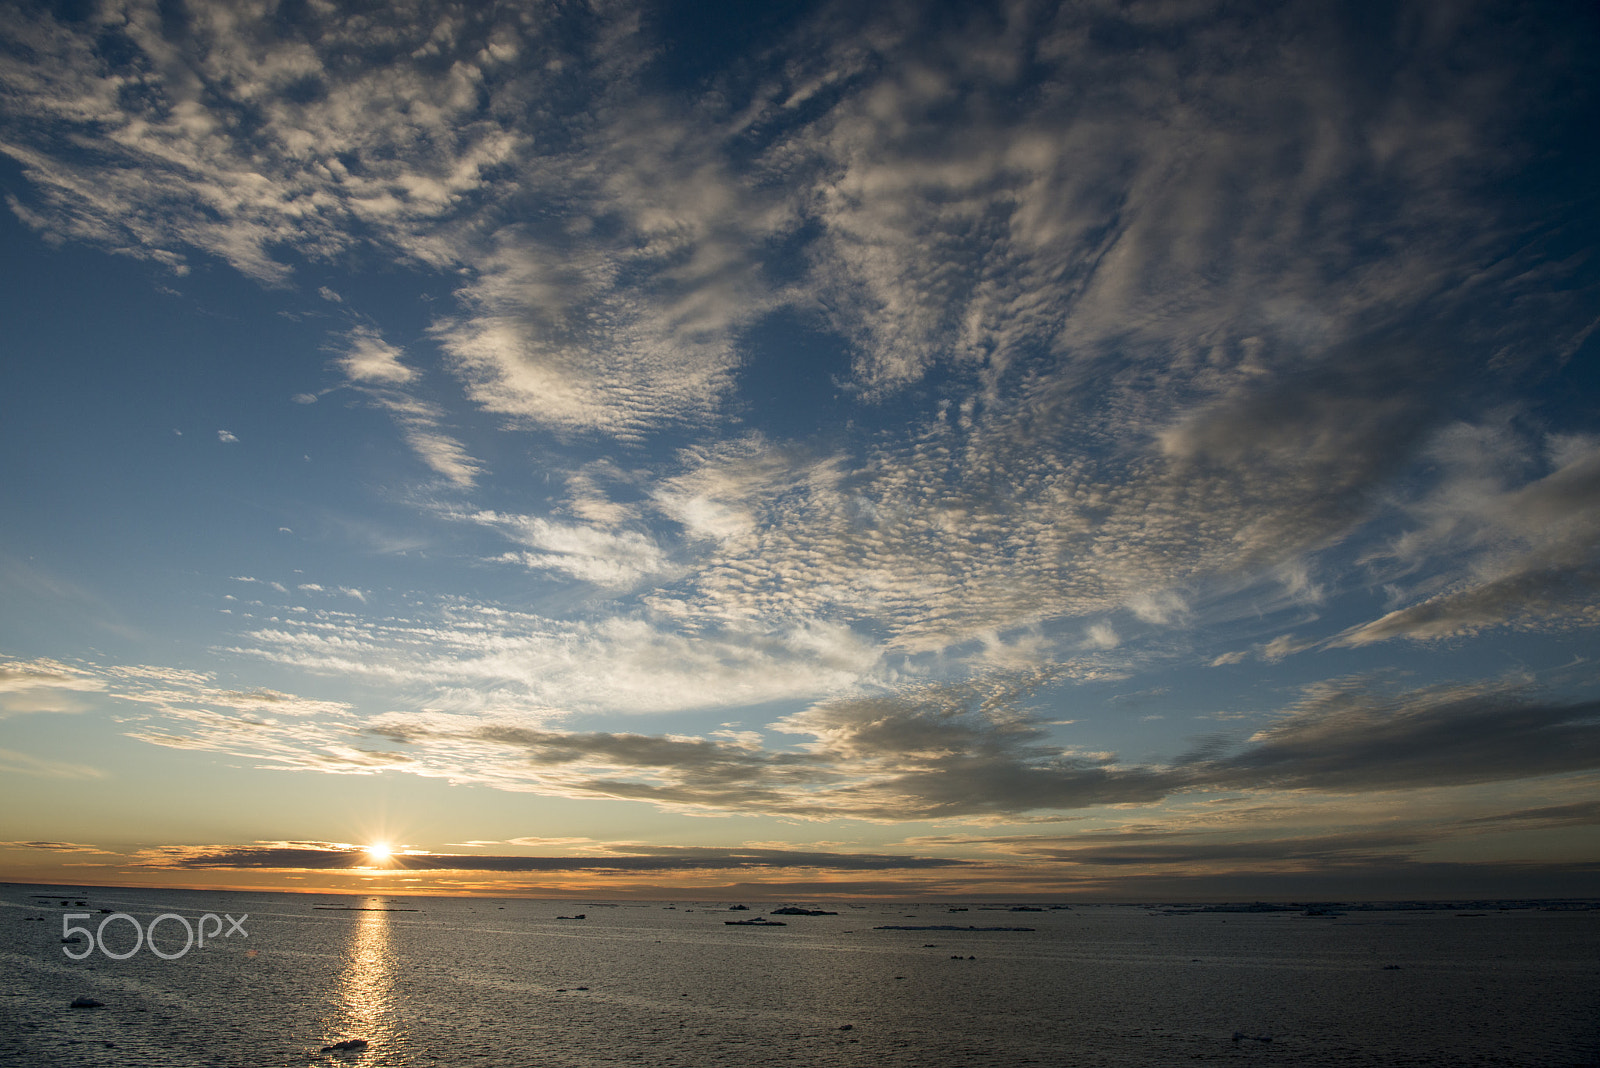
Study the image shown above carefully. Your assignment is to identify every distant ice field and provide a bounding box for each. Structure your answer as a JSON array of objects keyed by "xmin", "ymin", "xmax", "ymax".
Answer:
[{"xmin": 3, "ymin": 886, "xmax": 1597, "ymax": 1067}]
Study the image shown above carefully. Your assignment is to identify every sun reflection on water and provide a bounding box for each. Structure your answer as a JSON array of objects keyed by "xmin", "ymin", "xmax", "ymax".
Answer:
[{"xmin": 325, "ymin": 905, "xmax": 406, "ymax": 1059}]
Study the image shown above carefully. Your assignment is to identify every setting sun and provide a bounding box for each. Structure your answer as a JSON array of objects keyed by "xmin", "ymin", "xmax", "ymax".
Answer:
[{"xmin": 365, "ymin": 842, "xmax": 393, "ymax": 862}]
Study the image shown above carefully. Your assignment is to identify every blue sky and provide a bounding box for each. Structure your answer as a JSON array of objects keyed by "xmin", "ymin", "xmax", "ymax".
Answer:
[{"xmin": 1, "ymin": 0, "xmax": 1597, "ymax": 900}]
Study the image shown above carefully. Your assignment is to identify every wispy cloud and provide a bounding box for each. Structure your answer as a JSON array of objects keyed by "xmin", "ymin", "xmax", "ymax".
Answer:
[
  {"xmin": 0, "ymin": 656, "xmax": 103, "ymax": 694},
  {"xmin": 0, "ymin": 840, "xmax": 114, "ymax": 853},
  {"xmin": 327, "ymin": 325, "xmax": 483, "ymax": 488},
  {"xmin": 1458, "ymin": 799, "xmax": 1600, "ymax": 830},
  {"xmin": 458, "ymin": 509, "xmax": 675, "ymax": 591},
  {"xmin": 337, "ymin": 327, "xmax": 417, "ymax": 387},
  {"xmin": 1334, "ymin": 427, "xmax": 1600, "ymax": 645},
  {"xmin": 0, "ymin": 656, "xmax": 105, "ymax": 717},
  {"xmin": 223, "ymin": 599, "xmax": 881, "ymax": 715},
  {"xmin": 0, "ymin": 747, "xmax": 105, "ymax": 780}
]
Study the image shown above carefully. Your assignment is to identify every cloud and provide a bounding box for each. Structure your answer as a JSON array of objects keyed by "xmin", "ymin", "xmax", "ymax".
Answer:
[
  {"xmin": 434, "ymin": 179, "xmax": 785, "ymax": 439},
  {"xmin": 104, "ymin": 665, "xmax": 354, "ymax": 720},
  {"xmin": 0, "ymin": 0, "xmax": 789, "ymax": 438},
  {"xmin": 0, "ymin": 656, "xmax": 105, "ymax": 717},
  {"xmin": 336, "ymin": 326, "xmax": 416, "ymax": 386},
  {"xmin": 642, "ymin": 429, "xmax": 1139, "ymax": 652},
  {"xmin": 142, "ymin": 840, "xmax": 972, "ymax": 873},
  {"xmin": 958, "ymin": 827, "xmax": 1430, "ymax": 870},
  {"xmin": 902, "ymin": 821, "xmax": 1600, "ymax": 899},
  {"xmin": 1184, "ymin": 676, "xmax": 1600, "ymax": 794},
  {"xmin": 363, "ymin": 713, "xmax": 838, "ymax": 812},
  {"xmin": 380, "ymin": 673, "xmax": 1595, "ymax": 818},
  {"xmin": 0, "ymin": 840, "xmax": 110, "ymax": 853},
  {"xmin": 0, "ymin": 747, "xmax": 105, "ymax": 780},
  {"xmin": 217, "ymin": 430, "xmax": 238, "ymax": 443},
  {"xmin": 460, "ymin": 509, "xmax": 675, "ymax": 590},
  {"xmin": 1459, "ymin": 799, "xmax": 1600, "ymax": 830},
  {"xmin": 328, "ymin": 326, "xmax": 483, "ymax": 488},
  {"xmin": 1209, "ymin": 632, "xmax": 1319, "ymax": 666},
  {"xmin": 0, "ymin": 1, "xmax": 522, "ymax": 282},
  {"xmin": 1084, "ymin": 623, "xmax": 1120, "ymax": 650},
  {"xmin": 225, "ymin": 600, "xmax": 880, "ymax": 715},
  {"xmin": 2, "ymin": 0, "xmax": 1570, "ymax": 433},
  {"xmin": 0, "ymin": 656, "xmax": 103, "ymax": 694},
  {"xmin": 302, "ymin": 670, "xmax": 1172, "ymax": 819},
  {"xmin": 1334, "ymin": 429, "xmax": 1600, "ymax": 645},
  {"xmin": 401, "ymin": 427, "xmax": 482, "ymax": 489},
  {"xmin": 2, "ymin": 0, "xmax": 1594, "ymax": 666},
  {"xmin": 28, "ymin": 648, "xmax": 1600, "ymax": 823},
  {"xmin": 795, "ymin": 1, "xmax": 1573, "ymax": 405},
  {"xmin": 239, "ymin": 827, "xmax": 1588, "ymax": 898},
  {"xmin": 757, "ymin": 672, "xmax": 1173, "ymax": 819},
  {"xmin": 37, "ymin": 663, "xmax": 376, "ymax": 774},
  {"xmin": 1, "ymin": 1, "xmax": 1597, "ymax": 878}
]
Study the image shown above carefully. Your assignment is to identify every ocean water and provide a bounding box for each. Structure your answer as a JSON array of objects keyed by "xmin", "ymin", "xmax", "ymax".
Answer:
[{"xmin": 2, "ymin": 885, "xmax": 1597, "ymax": 1067}]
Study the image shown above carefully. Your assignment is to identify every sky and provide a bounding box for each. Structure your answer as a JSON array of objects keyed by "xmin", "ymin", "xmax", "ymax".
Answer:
[{"xmin": 1, "ymin": 0, "xmax": 1597, "ymax": 902}]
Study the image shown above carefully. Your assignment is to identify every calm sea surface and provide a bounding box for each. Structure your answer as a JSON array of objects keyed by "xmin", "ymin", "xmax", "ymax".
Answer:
[{"xmin": 2, "ymin": 885, "xmax": 1597, "ymax": 1067}]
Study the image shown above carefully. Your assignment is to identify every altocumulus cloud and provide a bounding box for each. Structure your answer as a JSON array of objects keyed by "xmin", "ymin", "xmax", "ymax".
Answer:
[{"xmin": 2, "ymin": 0, "xmax": 1593, "ymax": 655}]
